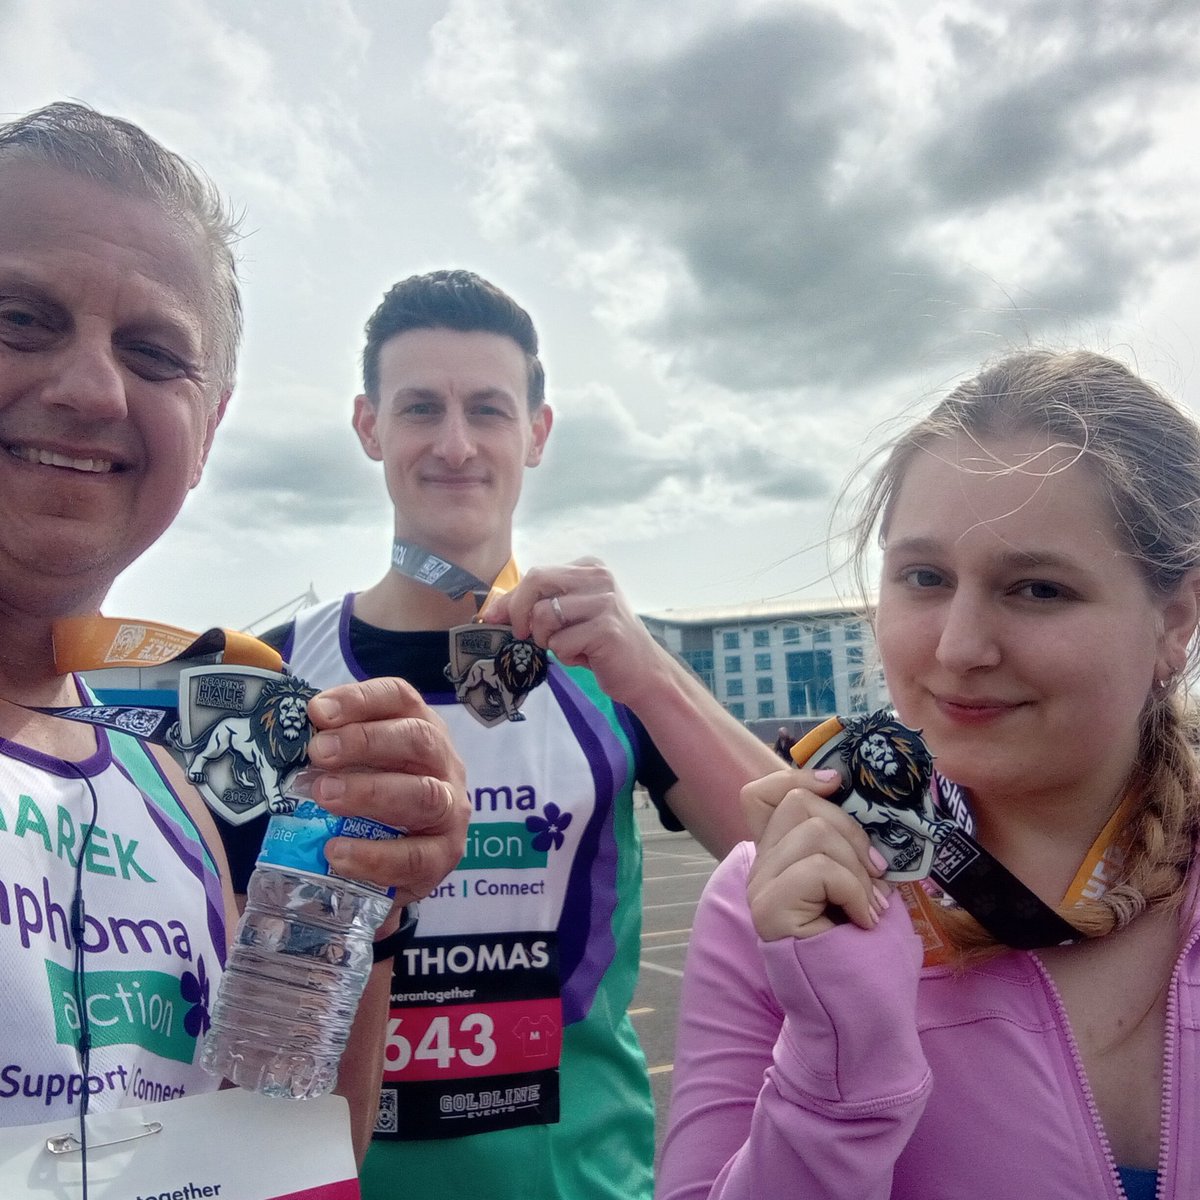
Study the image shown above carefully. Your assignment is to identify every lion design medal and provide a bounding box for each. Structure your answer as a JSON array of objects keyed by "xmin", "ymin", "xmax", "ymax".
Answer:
[
  {"xmin": 793, "ymin": 709, "xmax": 951, "ymax": 882},
  {"xmin": 172, "ymin": 665, "xmax": 318, "ymax": 825},
  {"xmin": 445, "ymin": 623, "xmax": 549, "ymax": 728}
]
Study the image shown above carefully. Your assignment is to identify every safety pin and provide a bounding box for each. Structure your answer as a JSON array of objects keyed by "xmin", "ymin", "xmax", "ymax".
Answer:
[{"xmin": 46, "ymin": 1121, "xmax": 163, "ymax": 1155}]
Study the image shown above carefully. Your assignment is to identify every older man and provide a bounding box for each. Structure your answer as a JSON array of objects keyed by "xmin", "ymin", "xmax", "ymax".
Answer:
[{"xmin": 0, "ymin": 103, "xmax": 468, "ymax": 1160}]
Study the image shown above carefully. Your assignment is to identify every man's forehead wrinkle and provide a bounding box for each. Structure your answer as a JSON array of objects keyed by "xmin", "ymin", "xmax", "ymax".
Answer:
[{"xmin": 0, "ymin": 164, "xmax": 213, "ymax": 352}]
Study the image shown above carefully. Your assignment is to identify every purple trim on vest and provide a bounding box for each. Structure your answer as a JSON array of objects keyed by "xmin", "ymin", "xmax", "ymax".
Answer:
[
  {"xmin": 278, "ymin": 621, "xmax": 297, "ymax": 663},
  {"xmin": 611, "ymin": 703, "xmax": 645, "ymax": 782},
  {"xmin": 547, "ymin": 666, "xmax": 631, "ymax": 1026},
  {"xmin": 0, "ymin": 732, "xmax": 110, "ymax": 776},
  {"xmin": 335, "ymin": 592, "xmax": 458, "ymax": 702},
  {"xmin": 113, "ymin": 746, "xmax": 228, "ymax": 969},
  {"xmin": 0, "ymin": 677, "xmax": 113, "ymax": 776},
  {"xmin": 337, "ymin": 593, "xmax": 371, "ymax": 682}
]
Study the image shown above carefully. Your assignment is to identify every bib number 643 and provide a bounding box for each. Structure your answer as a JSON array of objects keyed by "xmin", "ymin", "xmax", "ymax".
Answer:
[{"xmin": 384, "ymin": 1013, "xmax": 497, "ymax": 1075}]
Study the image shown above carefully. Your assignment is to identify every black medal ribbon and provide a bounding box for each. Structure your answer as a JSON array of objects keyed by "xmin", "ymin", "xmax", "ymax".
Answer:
[
  {"xmin": 926, "ymin": 828, "xmax": 1082, "ymax": 949},
  {"xmin": 795, "ymin": 711, "xmax": 1083, "ymax": 950},
  {"xmin": 20, "ymin": 665, "xmax": 320, "ymax": 826},
  {"xmin": 27, "ymin": 701, "xmax": 183, "ymax": 748},
  {"xmin": 389, "ymin": 539, "xmax": 549, "ymax": 727}
]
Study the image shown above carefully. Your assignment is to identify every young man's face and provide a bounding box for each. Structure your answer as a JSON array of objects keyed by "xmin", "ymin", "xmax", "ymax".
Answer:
[
  {"xmin": 0, "ymin": 160, "xmax": 226, "ymax": 615},
  {"xmin": 353, "ymin": 327, "xmax": 552, "ymax": 572}
]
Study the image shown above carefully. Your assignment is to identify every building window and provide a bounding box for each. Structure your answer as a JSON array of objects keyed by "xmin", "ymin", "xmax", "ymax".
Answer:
[
  {"xmin": 849, "ymin": 670, "xmax": 865, "ymax": 689},
  {"xmin": 681, "ymin": 649, "xmax": 714, "ymax": 690},
  {"xmin": 756, "ymin": 676, "xmax": 774, "ymax": 695},
  {"xmin": 727, "ymin": 679, "xmax": 744, "ymax": 697},
  {"xmin": 723, "ymin": 632, "xmax": 740, "ymax": 650},
  {"xmin": 725, "ymin": 655, "xmax": 742, "ymax": 674},
  {"xmin": 845, "ymin": 622, "xmax": 864, "ymax": 641},
  {"xmin": 845, "ymin": 645, "xmax": 864, "ymax": 665},
  {"xmin": 754, "ymin": 652, "xmax": 771, "ymax": 672},
  {"xmin": 850, "ymin": 691, "xmax": 869, "ymax": 713},
  {"xmin": 814, "ymin": 626, "xmax": 831, "ymax": 643},
  {"xmin": 786, "ymin": 649, "xmax": 836, "ymax": 717},
  {"xmin": 729, "ymin": 702, "xmax": 745, "ymax": 719},
  {"xmin": 753, "ymin": 629, "xmax": 770, "ymax": 647},
  {"xmin": 782, "ymin": 625, "xmax": 800, "ymax": 644},
  {"xmin": 758, "ymin": 701, "xmax": 776, "ymax": 719}
]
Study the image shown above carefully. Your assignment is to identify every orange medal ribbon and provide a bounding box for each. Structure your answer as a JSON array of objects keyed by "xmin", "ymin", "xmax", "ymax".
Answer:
[
  {"xmin": 478, "ymin": 556, "xmax": 521, "ymax": 617},
  {"xmin": 52, "ymin": 616, "xmax": 283, "ymax": 674}
]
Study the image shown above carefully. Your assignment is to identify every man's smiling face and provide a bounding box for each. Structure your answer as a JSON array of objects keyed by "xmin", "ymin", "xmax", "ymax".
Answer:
[
  {"xmin": 0, "ymin": 159, "xmax": 225, "ymax": 614},
  {"xmin": 353, "ymin": 326, "xmax": 551, "ymax": 576}
]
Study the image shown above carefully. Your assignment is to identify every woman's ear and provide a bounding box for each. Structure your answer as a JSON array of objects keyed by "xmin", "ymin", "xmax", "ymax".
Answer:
[{"xmin": 1157, "ymin": 569, "xmax": 1200, "ymax": 681}]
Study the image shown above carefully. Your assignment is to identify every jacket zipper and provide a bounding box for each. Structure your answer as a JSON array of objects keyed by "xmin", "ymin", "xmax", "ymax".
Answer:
[
  {"xmin": 1031, "ymin": 923, "xmax": 1200, "ymax": 1200},
  {"xmin": 1030, "ymin": 954, "xmax": 1123, "ymax": 1198},
  {"xmin": 1154, "ymin": 922, "xmax": 1200, "ymax": 1200}
]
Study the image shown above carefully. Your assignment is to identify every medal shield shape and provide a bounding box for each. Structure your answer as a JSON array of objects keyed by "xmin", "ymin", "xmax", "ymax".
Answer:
[
  {"xmin": 794, "ymin": 710, "xmax": 948, "ymax": 882},
  {"xmin": 173, "ymin": 665, "xmax": 317, "ymax": 825},
  {"xmin": 445, "ymin": 624, "xmax": 549, "ymax": 728}
]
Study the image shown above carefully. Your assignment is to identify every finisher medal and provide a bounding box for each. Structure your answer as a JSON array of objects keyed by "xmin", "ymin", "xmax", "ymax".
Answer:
[{"xmin": 792, "ymin": 710, "xmax": 1084, "ymax": 950}]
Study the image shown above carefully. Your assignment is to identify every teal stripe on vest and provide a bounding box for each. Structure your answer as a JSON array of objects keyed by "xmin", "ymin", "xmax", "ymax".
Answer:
[{"xmin": 107, "ymin": 729, "xmax": 218, "ymax": 877}]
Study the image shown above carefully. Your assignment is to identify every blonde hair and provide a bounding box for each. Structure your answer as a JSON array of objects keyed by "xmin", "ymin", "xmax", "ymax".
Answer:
[{"xmin": 850, "ymin": 350, "xmax": 1200, "ymax": 957}]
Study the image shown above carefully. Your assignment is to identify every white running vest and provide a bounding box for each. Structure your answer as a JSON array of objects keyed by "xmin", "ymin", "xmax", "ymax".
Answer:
[{"xmin": 0, "ymin": 725, "xmax": 226, "ymax": 1127}]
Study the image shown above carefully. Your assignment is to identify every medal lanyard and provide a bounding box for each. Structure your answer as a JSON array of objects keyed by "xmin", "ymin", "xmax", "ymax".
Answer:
[
  {"xmin": 902, "ymin": 782, "xmax": 1135, "ymax": 966},
  {"xmin": 389, "ymin": 539, "xmax": 519, "ymax": 616},
  {"xmin": 5, "ymin": 617, "xmax": 287, "ymax": 746},
  {"xmin": 790, "ymin": 714, "xmax": 1131, "ymax": 959}
]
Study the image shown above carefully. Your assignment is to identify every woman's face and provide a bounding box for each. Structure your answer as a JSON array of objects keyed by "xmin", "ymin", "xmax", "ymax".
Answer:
[{"xmin": 875, "ymin": 431, "xmax": 1194, "ymax": 815}]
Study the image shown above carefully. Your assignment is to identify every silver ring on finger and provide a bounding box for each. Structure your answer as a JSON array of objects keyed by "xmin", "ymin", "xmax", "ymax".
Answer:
[{"xmin": 550, "ymin": 595, "xmax": 567, "ymax": 629}]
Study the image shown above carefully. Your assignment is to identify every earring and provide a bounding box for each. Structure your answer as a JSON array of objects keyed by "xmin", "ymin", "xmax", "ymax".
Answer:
[{"xmin": 1156, "ymin": 671, "xmax": 1179, "ymax": 692}]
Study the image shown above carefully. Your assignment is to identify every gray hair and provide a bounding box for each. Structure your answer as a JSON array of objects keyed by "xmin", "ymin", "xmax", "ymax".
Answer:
[{"xmin": 0, "ymin": 101, "xmax": 242, "ymax": 399}]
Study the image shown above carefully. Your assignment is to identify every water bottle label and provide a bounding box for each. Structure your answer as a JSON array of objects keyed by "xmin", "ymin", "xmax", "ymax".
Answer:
[{"xmin": 257, "ymin": 798, "xmax": 401, "ymax": 896}]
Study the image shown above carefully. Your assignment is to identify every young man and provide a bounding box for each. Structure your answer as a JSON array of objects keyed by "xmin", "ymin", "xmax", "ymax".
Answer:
[
  {"xmin": 219, "ymin": 271, "xmax": 778, "ymax": 1199},
  {"xmin": 0, "ymin": 104, "xmax": 469, "ymax": 1161}
]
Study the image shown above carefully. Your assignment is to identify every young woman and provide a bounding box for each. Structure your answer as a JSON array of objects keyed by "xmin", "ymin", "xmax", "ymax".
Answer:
[{"xmin": 658, "ymin": 351, "xmax": 1200, "ymax": 1200}]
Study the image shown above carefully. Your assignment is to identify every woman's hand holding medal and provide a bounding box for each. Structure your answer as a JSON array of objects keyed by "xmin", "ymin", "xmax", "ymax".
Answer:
[{"xmin": 744, "ymin": 768, "xmax": 891, "ymax": 942}]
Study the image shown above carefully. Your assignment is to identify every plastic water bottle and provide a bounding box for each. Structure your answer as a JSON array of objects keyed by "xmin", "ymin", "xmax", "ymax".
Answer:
[{"xmin": 201, "ymin": 799, "xmax": 398, "ymax": 1099}]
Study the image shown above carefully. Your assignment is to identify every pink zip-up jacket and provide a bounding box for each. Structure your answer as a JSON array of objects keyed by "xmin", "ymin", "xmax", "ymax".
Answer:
[{"xmin": 658, "ymin": 841, "xmax": 1200, "ymax": 1200}]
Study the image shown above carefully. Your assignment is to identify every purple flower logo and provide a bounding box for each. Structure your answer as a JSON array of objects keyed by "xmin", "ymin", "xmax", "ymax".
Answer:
[
  {"xmin": 181, "ymin": 957, "xmax": 211, "ymax": 1039},
  {"xmin": 526, "ymin": 803, "xmax": 572, "ymax": 852}
]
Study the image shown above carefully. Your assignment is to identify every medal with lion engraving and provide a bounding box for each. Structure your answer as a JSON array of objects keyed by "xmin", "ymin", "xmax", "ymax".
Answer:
[
  {"xmin": 792, "ymin": 710, "xmax": 950, "ymax": 882},
  {"xmin": 172, "ymin": 665, "xmax": 318, "ymax": 825},
  {"xmin": 445, "ymin": 623, "xmax": 549, "ymax": 728}
]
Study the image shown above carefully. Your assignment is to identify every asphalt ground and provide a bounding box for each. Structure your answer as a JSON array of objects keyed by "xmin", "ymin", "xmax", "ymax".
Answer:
[{"xmin": 629, "ymin": 804, "xmax": 722, "ymax": 1159}]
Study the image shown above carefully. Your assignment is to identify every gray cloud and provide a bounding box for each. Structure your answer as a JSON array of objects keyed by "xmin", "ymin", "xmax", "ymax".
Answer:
[
  {"xmin": 203, "ymin": 418, "xmax": 380, "ymax": 530},
  {"xmin": 921, "ymin": 1, "xmax": 1197, "ymax": 207},
  {"xmin": 428, "ymin": 0, "xmax": 1200, "ymax": 397},
  {"xmin": 523, "ymin": 384, "xmax": 834, "ymax": 523}
]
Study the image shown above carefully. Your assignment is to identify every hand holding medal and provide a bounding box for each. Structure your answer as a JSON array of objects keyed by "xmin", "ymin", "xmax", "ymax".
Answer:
[
  {"xmin": 748, "ymin": 709, "xmax": 1084, "ymax": 951},
  {"xmin": 481, "ymin": 557, "xmax": 669, "ymax": 710}
]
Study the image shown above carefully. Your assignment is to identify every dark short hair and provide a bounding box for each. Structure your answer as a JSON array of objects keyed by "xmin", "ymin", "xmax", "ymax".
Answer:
[
  {"xmin": 0, "ymin": 101, "xmax": 242, "ymax": 400},
  {"xmin": 361, "ymin": 269, "xmax": 544, "ymax": 408}
]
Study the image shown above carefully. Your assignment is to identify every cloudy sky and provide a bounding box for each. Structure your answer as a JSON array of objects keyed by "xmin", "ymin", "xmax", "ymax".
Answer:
[{"xmin": 4, "ymin": 0, "xmax": 1199, "ymax": 631}]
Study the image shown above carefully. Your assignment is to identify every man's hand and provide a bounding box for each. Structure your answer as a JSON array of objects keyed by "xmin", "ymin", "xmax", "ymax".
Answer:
[
  {"xmin": 300, "ymin": 676, "xmax": 469, "ymax": 908},
  {"xmin": 482, "ymin": 557, "xmax": 664, "ymax": 708}
]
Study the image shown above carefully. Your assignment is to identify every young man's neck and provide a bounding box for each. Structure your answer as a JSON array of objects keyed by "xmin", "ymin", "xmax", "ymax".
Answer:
[{"xmin": 353, "ymin": 570, "xmax": 485, "ymax": 632}]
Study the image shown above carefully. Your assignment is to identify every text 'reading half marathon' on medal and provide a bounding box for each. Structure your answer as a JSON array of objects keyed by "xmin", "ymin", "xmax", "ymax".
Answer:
[
  {"xmin": 791, "ymin": 710, "xmax": 1084, "ymax": 952},
  {"xmin": 390, "ymin": 538, "xmax": 549, "ymax": 728},
  {"xmin": 29, "ymin": 618, "xmax": 318, "ymax": 826}
]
